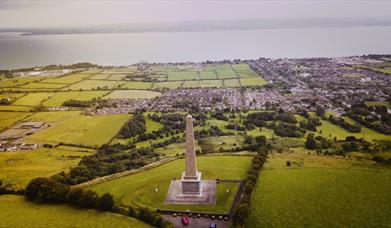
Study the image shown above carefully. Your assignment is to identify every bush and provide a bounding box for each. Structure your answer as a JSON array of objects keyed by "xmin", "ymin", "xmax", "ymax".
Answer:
[
  {"xmin": 25, "ymin": 177, "xmax": 69, "ymax": 203},
  {"xmin": 96, "ymin": 193, "xmax": 115, "ymax": 211}
]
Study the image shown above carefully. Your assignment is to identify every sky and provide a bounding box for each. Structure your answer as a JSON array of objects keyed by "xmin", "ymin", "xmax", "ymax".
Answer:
[{"xmin": 1, "ymin": 0, "xmax": 391, "ymax": 28}]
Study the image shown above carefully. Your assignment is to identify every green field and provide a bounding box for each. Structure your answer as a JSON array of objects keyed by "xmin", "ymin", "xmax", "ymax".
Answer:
[
  {"xmin": 88, "ymin": 156, "xmax": 251, "ymax": 213},
  {"xmin": 19, "ymin": 82, "xmax": 68, "ymax": 89},
  {"xmin": 0, "ymin": 105, "xmax": 32, "ymax": 112},
  {"xmin": 232, "ymin": 63, "xmax": 259, "ymax": 78},
  {"xmin": 0, "ymin": 195, "xmax": 150, "ymax": 228},
  {"xmin": 0, "ymin": 93, "xmax": 26, "ymax": 100},
  {"xmin": 0, "ymin": 76, "xmax": 46, "ymax": 88},
  {"xmin": 88, "ymin": 74, "xmax": 110, "ymax": 80},
  {"xmin": 168, "ymin": 71, "xmax": 199, "ymax": 81},
  {"xmin": 0, "ymin": 112, "xmax": 31, "ymax": 131},
  {"xmin": 105, "ymin": 90, "xmax": 161, "ymax": 99},
  {"xmin": 123, "ymin": 81, "xmax": 153, "ymax": 90},
  {"xmin": 0, "ymin": 147, "xmax": 94, "ymax": 187},
  {"xmin": 107, "ymin": 74, "xmax": 128, "ymax": 81},
  {"xmin": 68, "ymin": 80, "xmax": 124, "ymax": 90},
  {"xmin": 41, "ymin": 73, "xmax": 90, "ymax": 84},
  {"xmin": 208, "ymin": 64, "xmax": 237, "ymax": 79},
  {"xmin": 240, "ymin": 77, "xmax": 267, "ymax": 87},
  {"xmin": 247, "ymin": 151, "xmax": 391, "ymax": 228},
  {"xmin": 181, "ymin": 80, "xmax": 200, "ymax": 88},
  {"xmin": 223, "ymin": 79, "xmax": 241, "ymax": 87},
  {"xmin": 25, "ymin": 114, "xmax": 130, "ymax": 147},
  {"xmin": 152, "ymin": 81, "xmax": 183, "ymax": 89},
  {"xmin": 43, "ymin": 91, "xmax": 109, "ymax": 106},
  {"xmin": 199, "ymin": 71, "xmax": 218, "ymax": 80},
  {"xmin": 24, "ymin": 111, "xmax": 82, "ymax": 123},
  {"xmin": 12, "ymin": 92, "xmax": 53, "ymax": 106},
  {"xmin": 198, "ymin": 80, "xmax": 223, "ymax": 88}
]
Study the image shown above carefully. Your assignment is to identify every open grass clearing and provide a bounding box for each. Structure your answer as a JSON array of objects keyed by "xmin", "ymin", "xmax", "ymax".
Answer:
[
  {"xmin": 0, "ymin": 195, "xmax": 150, "ymax": 228},
  {"xmin": 12, "ymin": 92, "xmax": 53, "ymax": 106},
  {"xmin": 24, "ymin": 114, "xmax": 130, "ymax": 147},
  {"xmin": 247, "ymin": 151, "xmax": 391, "ymax": 228},
  {"xmin": 43, "ymin": 91, "xmax": 108, "ymax": 107},
  {"xmin": 87, "ymin": 156, "xmax": 251, "ymax": 213},
  {"xmin": 105, "ymin": 90, "xmax": 161, "ymax": 99},
  {"xmin": 0, "ymin": 147, "xmax": 94, "ymax": 187}
]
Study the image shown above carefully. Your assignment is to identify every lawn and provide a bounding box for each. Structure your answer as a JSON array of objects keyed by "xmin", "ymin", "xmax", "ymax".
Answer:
[
  {"xmin": 232, "ymin": 63, "xmax": 259, "ymax": 78},
  {"xmin": 240, "ymin": 77, "xmax": 267, "ymax": 87},
  {"xmin": 12, "ymin": 92, "xmax": 53, "ymax": 106},
  {"xmin": 0, "ymin": 195, "xmax": 150, "ymax": 228},
  {"xmin": 41, "ymin": 73, "xmax": 90, "ymax": 84},
  {"xmin": 198, "ymin": 80, "xmax": 223, "ymax": 88},
  {"xmin": 144, "ymin": 113, "xmax": 163, "ymax": 133},
  {"xmin": 67, "ymin": 80, "xmax": 124, "ymax": 90},
  {"xmin": 0, "ymin": 112, "xmax": 31, "ymax": 131},
  {"xmin": 0, "ymin": 147, "xmax": 94, "ymax": 187},
  {"xmin": 123, "ymin": 81, "xmax": 153, "ymax": 90},
  {"xmin": 168, "ymin": 71, "xmax": 199, "ymax": 81},
  {"xmin": 43, "ymin": 91, "xmax": 109, "ymax": 106},
  {"xmin": 105, "ymin": 90, "xmax": 161, "ymax": 99},
  {"xmin": 24, "ymin": 114, "xmax": 130, "ymax": 147},
  {"xmin": 246, "ymin": 151, "xmax": 391, "ymax": 228},
  {"xmin": 87, "ymin": 156, "xmax": 252, "ymax": 213}
]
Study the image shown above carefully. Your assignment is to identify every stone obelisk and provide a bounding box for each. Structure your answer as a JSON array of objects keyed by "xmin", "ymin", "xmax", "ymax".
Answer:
[{"xmin": 181, "ymin": 114, "xmax": 202, "ymax": 194}]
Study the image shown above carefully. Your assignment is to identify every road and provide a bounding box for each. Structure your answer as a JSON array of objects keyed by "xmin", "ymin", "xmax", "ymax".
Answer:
[{"xmin": 163, "ymin": 215, "xmax": 231, "ymax": 228}]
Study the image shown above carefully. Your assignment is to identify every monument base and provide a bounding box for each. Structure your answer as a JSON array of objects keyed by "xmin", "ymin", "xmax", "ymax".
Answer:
[{"xmin": 164, "ymin": 180, "xmax": 216, "ymax": 205}]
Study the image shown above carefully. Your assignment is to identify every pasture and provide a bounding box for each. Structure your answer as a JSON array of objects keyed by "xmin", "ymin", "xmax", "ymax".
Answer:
[
  {"xmin": 209, "ymin": 64, "xmax": 237, "ymax": 79},
  {"xmin": 232, "ymin": 63, "xmax": 259, "ymax": 78},
  {"xmin": 19, "ymin": 82, "xmax": 67, "ymax": 89},
  {"xmin": 223, "ymin": 79, "xmax": 241, "ymax": 87},
  {"xmin": 181, "ymin": 80, "xmax": 200, "ymax": 88},
  {"xmin": 0, "ymin": 147, "xmax": 94, "ymax": 187},
  {"xmin": 43, "ymin": 91, "xmax": 109, "ymax": 106},
  {"xmin": 168, "ymin": 71, "xmax": 199, "ymax": 81},
  {"xmin": 123, "ymin": 81, "xmax": 153, "ymax": 90},
  {"xmin": 24, "ymin": 114, "xmax": 130, "ymax": 147},
  {"xmin": 67, "ymin": 80, "xmax": 124, "ymax": 90},
  {"xmin": 152, "ymin": 81, "xmax": 183, "ymax": 89},
  {"xmin": 41, "ymin": 73, "xmax": 90, "ymax": 84},
  {"xmin": 198, "ymin": 80, "xmax": 223, "ymax": 88},
  {"xmin": 88, "ymin": 156, "xmax": 252, "ymax": 213},
  {"xmin": 105, "ymin": 90, "xmax": 161, "ymax": 99},
  {"xmin": 199, "ymin": 71, "xmax": 217, "ymax": 80},
  {"xmin": 0, "ymin": 112, "xmax": 31, "ymax": 132},
  {"xmin": 0, "ymin": 105, "xmax": 32, "ymax": 112},
  {"xmin": 0, "ymin": 195, "xmax": 150, "ymax": 228},
  {"xmin": 240, "ymin": 77, "xmax": 267, "ymax": 86},
  {"xmin": 247, "ymin": 151, "xmax": 391, "ymax": 228},
  {"xmin": 12, "ymin": 92, "xmax": 53, "ymax": 106},
  {"xmin": 0, "ymin": 76, "xmax": 46, "ymax": 88}
]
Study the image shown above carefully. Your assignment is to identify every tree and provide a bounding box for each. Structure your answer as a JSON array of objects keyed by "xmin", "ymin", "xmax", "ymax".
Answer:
[
  {"xmin": 305, "ymin": 133, "xmax": 317, "ymax": 149},
  {"xmin": 315, "ymin": 105, "xmax": 325, "ymax": 117},
  {"xmin": 97, "ymin": 193, "xmax": 115, "ymax": 211},
  {"xmin": 25, "ymin": 177, "xmax": 69, "ymax": 203},
  {"xmin": 234, "ymin": 203, "xmax": 250, "ymax": 225},
  {"xmin": 128, "ymin": 206, "xmax": 138, "ymax": 217}
]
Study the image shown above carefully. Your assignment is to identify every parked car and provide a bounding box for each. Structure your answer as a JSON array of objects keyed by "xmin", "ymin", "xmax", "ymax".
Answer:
[
  {"xmin": 209, "ymin": 223, "xmax": 217, "ymax": 228},
  {"xmin": 181, "ymin": 216, "xmax": 190, "ymax": 225}
]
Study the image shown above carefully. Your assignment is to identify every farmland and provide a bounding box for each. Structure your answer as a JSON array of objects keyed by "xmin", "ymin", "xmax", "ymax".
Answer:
[
  {"xmin": 246, "ymin": 150, "xmax": 391, "ymax": 228},
  {"xmin": 0, "ymin": 195, "xmax": 150, "ymax": 228},
  {"xmin": 41, "ymin": 73, "xmax": 92, "ymax": 84},
  {"xmin": 105, "ymin": 90, "xmax": 161, "ymax": 99},
  {"xmin": 24, "ymin": 114, "xmax": 130, "ymax": 147},
  {"xmin": 12, "ymin": 92, "xmax": 53, "ymax": 106},
  {"xmin": 0, "ymin": 146, "xmax": 94, "ymax": 187},
  {"xmin": 0, "ymin": 112, "xmax": 31, "ymax": 131},
  {"xmin": 88, "ymin": 156, "xmax": 252, "ymax": 213},
  {"xmin": 43, "ymin": 91, "xmax": 109, "ymax": 106},
  {"xmin": 67, "ymin": 80, "xmax": 124, "ymax": 90}
]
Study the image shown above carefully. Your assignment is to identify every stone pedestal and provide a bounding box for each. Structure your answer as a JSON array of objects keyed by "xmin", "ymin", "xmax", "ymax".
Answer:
[{"xmin": 181, "ymin": 171, "xmax": 201, "ymax": 195}]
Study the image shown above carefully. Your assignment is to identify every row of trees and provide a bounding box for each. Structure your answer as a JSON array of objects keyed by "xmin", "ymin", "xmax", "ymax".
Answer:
[
  {"xmin": 233, "ymin": 146, "xmax": 269, "ymax": 226},
  {"xmin": 329, "ymin": 115, "xmax": 361, "ymax": 133},
  {"xmin": 62, "ymin": 99, "xmax": 93, "ymax": 107},
  {"xmin": 118, "ymin": 112, "xmax": 146, "ymax": 138}
]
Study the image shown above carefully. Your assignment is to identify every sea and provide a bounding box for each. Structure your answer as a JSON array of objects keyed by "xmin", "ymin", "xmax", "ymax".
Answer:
[{"xmin": 0, "ymin": 26, "xmax": 391, "ymax": 69}]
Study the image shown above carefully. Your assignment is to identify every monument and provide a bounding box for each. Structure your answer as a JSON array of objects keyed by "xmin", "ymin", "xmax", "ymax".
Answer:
[{"xmin": 165, "ymin": 114, "xmax": 216, "ymax": 205}]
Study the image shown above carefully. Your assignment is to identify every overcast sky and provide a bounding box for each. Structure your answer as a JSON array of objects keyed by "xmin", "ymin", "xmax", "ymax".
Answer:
[{"xmin": 1, "ymin": 0, "xmax": 391, "ymax": 28}]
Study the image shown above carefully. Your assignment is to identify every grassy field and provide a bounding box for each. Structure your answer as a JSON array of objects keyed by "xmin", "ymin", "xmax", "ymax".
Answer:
[
  {"xmin": 107, "ymin": 74, "xmax": 128, "ymax": 81},
  {"xmin": 68, "ymin": 80, "xmax": 124, "ymax": 90},
  {"xmin": 0, "ymin": 147, "xmax": 94, "ymax": 187},
  {"xmin": 198, "ymin": 80, "xmax": 223, "ymax": 88},
  {"xmin": 41, "ymin": 73, "xmax": 90, "ymax": 84},
  {"xmin": 24, "ymin": 111, "xmax": 82, "ymax": 123},
  {"xmin": 105, "ymin": 90, "xmax": 161, "ymax": 99},
  {"xmin": 88, "ymin": 74, "xmax": 110, "ymax": 80},
  {"xmin": 223, "ymin": 79, "xmax": 241, "ymax": 87},
  {"xmin": 0, "ymin": 195, "xmax": 150, "ymax": 228},
  {"xmin": 181, "ymin": 80, "xmax": 200, "ymax": 88},
  {"xmin": 209, "ymin": 64, "xmax": 237, "ymax": 79},
  {"xmin": 240, "ymin": 77, "xmax": 267, "ymax": 87},
  {"xmin": 25, "ymin": 114, "xmax": 130, "ymax": 147},
  {"xmin": 152, "ymin": 81, "xmax": 183, "ymax": 89},
  {"xmin": 0, "ymin": 76, "xmax": 46, "ymax": 88},
  {"xmin": 123, "ymin": 81, "xmax": 153, "ymax": 90},
  {"xmin": 168, "ymin": 71, "xmax": 199, "ymax": 81},
  {"xmin": 43, "ymin": 91, "xmax": 109, "ymax": 106},
  {"xmin": 199, "ymin": 71, "xmax": 217, "ymax": 80},
  {"xmin": 0, "ymin": 112, "xmax": 31, "ymax": 131},
  {"xmin": 0, "ymin": 93, "xmax": 26, "ymax": 100},
  {"xmin": 232, "ymin": 63, "xmax": 259, "ymax": 78},
  {"xmin": 246, "ymin": 151, "xmax": 391, "ymax": 228},
  {"xmin": 0, "ymin": 105, "xmax": 32, "ymax": 112},
  {"xmin": 88, "ymin": 156, "xmax": 252, "ymax": 213},
  {"xmin": 12, "ymin": 92, "xmax": 53, "ymax": 106},
  {"xmin": 19, "ymin": 82, "xmax": 68, "ymax": 89}
]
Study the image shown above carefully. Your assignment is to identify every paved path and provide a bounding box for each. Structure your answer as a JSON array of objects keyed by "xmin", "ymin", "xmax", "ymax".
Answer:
[{"xmin": 163, "ymin": 215, "xmax": 230, "ymax": 228}]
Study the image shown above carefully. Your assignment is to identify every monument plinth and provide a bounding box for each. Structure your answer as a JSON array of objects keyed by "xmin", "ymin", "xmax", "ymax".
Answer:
[{"xmin": 165, "ymin": 114, "xmax": 216, "ymax": 205}]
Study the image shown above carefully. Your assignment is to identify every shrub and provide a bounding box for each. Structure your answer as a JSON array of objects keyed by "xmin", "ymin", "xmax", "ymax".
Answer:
[{"xmin": 96, "ymin": 193, "xmax": 115, "ymax": 211}]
